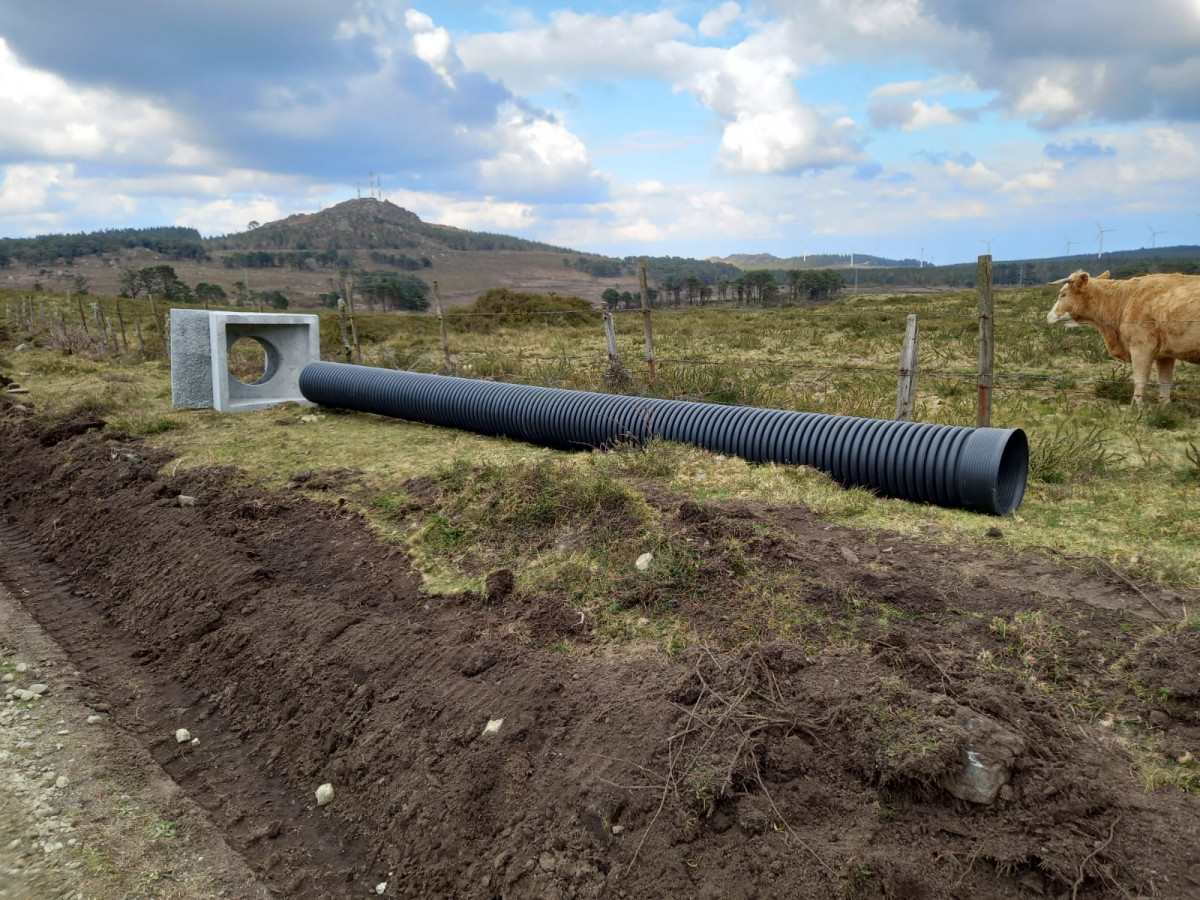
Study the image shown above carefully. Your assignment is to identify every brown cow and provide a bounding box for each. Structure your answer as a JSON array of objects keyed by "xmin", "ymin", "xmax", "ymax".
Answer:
[{"xmin": 1046, "ymin": 270, "xmax": 1200, "ymax": 404}]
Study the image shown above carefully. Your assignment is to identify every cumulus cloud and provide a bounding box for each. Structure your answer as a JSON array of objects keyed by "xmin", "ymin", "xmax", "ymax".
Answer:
[
  {"xmin": 463, "ymin": 10, "xmax": 860, "ymax": 175},
  {"xmin": 175, "ymin": 196, "xmax": 293, "ymax": 237},
  {"xmin": 762, "ymin": 0, "xmax": 1200, "ymax": 129},
  {"xmin": 698, "ymin": 2, "xmax": 741, "ymax": 38},
  {"xmin": 384, "ymin": 188, "xmax": 538, "ymax": 232},
  {"xmin": 477, "ymin": 107, "xmax": 604, "ymax": 200},
  {"xmin": 0, "ymin": 39, "xmax": 205, "ymax": 167}
]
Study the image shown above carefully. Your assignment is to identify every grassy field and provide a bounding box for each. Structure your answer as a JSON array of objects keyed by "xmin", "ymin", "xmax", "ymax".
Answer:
[{"xmin": 3, "ymin": 283, "xmax": 1199, "ymax": 609}]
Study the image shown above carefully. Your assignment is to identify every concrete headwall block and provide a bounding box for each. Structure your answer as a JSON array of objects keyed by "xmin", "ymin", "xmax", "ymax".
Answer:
[{"xmin": 170, "ymin": 311, "xmax": 321, "ymax": 412}]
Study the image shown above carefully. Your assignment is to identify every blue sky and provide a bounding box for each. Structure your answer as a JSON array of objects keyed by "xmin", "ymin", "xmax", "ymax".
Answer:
[{"xmin": 2, "ymin": 1, "xmax": 1199, "ymax": 265}]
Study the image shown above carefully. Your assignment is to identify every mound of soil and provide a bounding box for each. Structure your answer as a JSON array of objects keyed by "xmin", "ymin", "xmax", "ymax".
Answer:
[{"xmin": 1, "ymin": 408, "xmax": 1198, "ymax": 899}]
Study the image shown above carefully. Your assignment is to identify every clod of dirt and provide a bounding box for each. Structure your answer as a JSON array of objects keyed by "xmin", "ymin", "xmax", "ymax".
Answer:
[
  {"xmin": 315, "ymin": 783, "xmax": 334, "ymax": 806},
  {"xmin": 986, "ymin": 526, "xmax": 1004, "ymax": 538},
  {"xmin": 938, "ymin": 707, "xmax": 1026, "ymax": 804},
  {"xmin": 459, "ymin": 648, "xmax": 500, "ymax": 678},
  {"xmin": 677, "ymin": 500, "xmax": 707, "ymax": 522},
  {"xmin": 484, "ymin": 568, "xmax": 515, "ymax": 603},
  {"xmin": 37, "ymin": 416, "xmax": 105, "ymax": 447},
  {"xmin": 839, "ymin": 546, "xmax": 860, "ymax": 565}
]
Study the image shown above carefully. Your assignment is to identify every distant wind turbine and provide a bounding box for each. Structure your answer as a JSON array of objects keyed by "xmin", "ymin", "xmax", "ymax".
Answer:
[
  {"xmin": 1148, "ymin": 225, "xmax": 1166, "ymax": 248},
  {"xmin": 1063, "ymin": 234, "xmax": 1077, "ymax": 255},
  {"xmin": 978, "ymin": 236, "xmax": 996, "ymax": 255},
  {"xmin": 1095, "ymin": 220, "xmax": 1114, "ymax": 258}
]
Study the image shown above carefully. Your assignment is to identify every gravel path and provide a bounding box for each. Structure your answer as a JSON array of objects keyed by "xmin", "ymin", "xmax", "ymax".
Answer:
[{"xmin": 0, "ymin": 579, "xmax": 266, "ymax": 900}]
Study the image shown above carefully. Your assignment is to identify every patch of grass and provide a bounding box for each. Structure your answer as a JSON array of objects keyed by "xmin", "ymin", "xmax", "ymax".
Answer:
[
  {"xmin": 1142, "ymin": 402, "xmax": 1192, "ymax": 431},
  {"xmin": 1028, "ymin": 421, "xmax": 1121, "ymax": 483},
  {"xmin": 985, "ymin": 610, "xmax": 1076, "ymax": 685},
  {"xmin": 143, "ymin": 819, "xmax": 178, "ymax": 841}
]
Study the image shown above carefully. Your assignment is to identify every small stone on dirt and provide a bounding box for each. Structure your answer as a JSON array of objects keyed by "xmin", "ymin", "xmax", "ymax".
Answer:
[
  {"xmin": 1, "ymin": 673, "xmax": 12, "ymax": 682},
  {"xmin": 315, "ymin": 782, "xmax": 334, "ymax": 806},
  {"xmin": 375, "ymin": 883, "xmax": 388, "ymax": 895},
  {"xmin": 29, "ymin": 684, "xmax": 48, "ymax": 695},
  {"xmin": 635, "ymin": 552, "xmax": 653, "ymax": 572},
  {"xmin": 838, "ymin": 546, "xmax": 860, "ymax": 565},
  {"xmin": 177, "ymin": 495, "xmax": 198, "ymax": 508},
  {"xmin": 86, "ymin": 715, "xmax": 102, "ymax": 724},
  {"xmin": 15, "ymin": 663, "xmax": 27, "ymax": 674},
  {"xmin": 175, "ymin": 728, "xmax": 192, "ymax": 743},
  {"xmin": 611, "ymin": 824, "xmax": 624, "ymax": 835},
  {"xmin": 191, "ymin": 737, "xmax": 201, "ymax": 747},
  {"xmin": 939, "ymin": 707, "xmax": 1026, "ymax": 804},
  {"xmin": 482, "ymin": 718, "xmax": 504, "ymax": 736},
  {"xmin": 55, "ymin": 776, "xmax": 68, "ymax": 789}
]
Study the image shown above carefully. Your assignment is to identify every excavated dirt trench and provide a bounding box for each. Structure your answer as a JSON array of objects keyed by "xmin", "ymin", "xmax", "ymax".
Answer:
[{"xmin": 1, "ymin": 401, "xmax": 1199, "ymax": 899}]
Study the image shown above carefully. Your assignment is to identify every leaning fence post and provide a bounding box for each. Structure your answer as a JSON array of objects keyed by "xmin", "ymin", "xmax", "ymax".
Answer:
[
  {"xmin": 976, "ymin": 254, "xmax": 994, "ymax": 428},
  {"xmin": 432, "ymin": 280, "xmax": 452, "ymax": 374},
  {"xmin": 74, "ymin": 292, "xmax": 89, "ymax": 335},
  {"xmin": 602, "ymin": 309, "xmax": 620, "ymax": 365},
  {"xmin": 638, "ymin": 259, "xmax": 656, "ymax": 386},
  {"xmin": 92, "ymin": 301, "xmax": 107, "ymax": 347},
  {"xmin": 894, "ymin": 313, "xmax": 919, "ymax": 421},
  {"xmin": 115, "ymin": 299, "xmax": 128, "ymax": 351}
]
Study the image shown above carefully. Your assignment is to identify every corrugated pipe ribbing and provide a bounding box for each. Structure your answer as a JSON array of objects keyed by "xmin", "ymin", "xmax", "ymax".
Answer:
[{"xmin": 299, "ymin": 362, "xmax": 1028, "ymax": 516}]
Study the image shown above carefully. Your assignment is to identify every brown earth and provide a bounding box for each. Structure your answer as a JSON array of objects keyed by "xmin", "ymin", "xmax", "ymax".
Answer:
[
  {"xmin": 1, "ymin": 401, "xmax": 1199, "ymax": 899},
  {"xmin": 2, "ymin": 246, "xmax": 616, "ymax": 310}
]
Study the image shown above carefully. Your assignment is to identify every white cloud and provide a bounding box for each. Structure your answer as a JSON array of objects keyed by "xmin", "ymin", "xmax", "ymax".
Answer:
[
  {"xmin": 384, "ymin": 188, "xmax": 537, "ymax": 232},
  {"xmin": 477, "ymin": 107, "xmax": 596, "ymax": 197},
  {"xmin": 174, "ymin": 196, "xmax": 292, "ymax": 237},
  {"xmin": 0, "ymin": 163, "xmax": 69, "ymax": 214},
  {"xmin": 699, "ymin": 2, "xmax": 741, "ymax": 38},
  {"xmin": 462, "ymin": 10, "xmax": 859, "ymax": 175},
  {"xmin": 406, "ymin": 8, "xmax": 455, "ymax": 88},
  {"xmin": 0, "ymin": 38, "xmax": 202, "ymax": 166},
  {"xmin": 942, "ymin": 159, "xmax": 1004, "ymax": 190}
]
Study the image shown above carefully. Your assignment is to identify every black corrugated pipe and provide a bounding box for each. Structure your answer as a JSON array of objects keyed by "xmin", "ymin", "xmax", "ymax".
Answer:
[{"xmin": 299, "ymin": 362, "xmax": 1028, "ymax": 516}]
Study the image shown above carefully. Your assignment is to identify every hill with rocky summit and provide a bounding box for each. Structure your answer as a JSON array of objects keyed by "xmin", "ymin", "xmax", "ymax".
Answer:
[{"xmin": 207, "ymin": 198, "xmax": 579, "ymax": 256}]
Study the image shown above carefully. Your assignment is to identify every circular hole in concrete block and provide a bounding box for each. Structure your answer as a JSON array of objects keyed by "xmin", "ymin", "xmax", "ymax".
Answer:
[{"xmin": 228, "ymin": 337, "xmax": 269, "ymax": 384}]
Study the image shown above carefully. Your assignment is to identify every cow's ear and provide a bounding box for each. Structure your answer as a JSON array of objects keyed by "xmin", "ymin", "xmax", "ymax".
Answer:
[{"xmin": 1075, "ymin": 272, "xmax": 1090, "ymax": 289}]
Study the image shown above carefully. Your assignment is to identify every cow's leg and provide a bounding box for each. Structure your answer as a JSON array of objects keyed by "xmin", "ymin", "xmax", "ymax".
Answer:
[
  {"xmin": 1156, "ymin": 357, "xmax": 1176, "ymax": 403},
  {"xmin": 1129, "ymin": 347, "xmax": 1153, "ymax": 406}
]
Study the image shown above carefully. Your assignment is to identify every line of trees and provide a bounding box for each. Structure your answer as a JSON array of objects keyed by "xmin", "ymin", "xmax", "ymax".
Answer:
[
  {"xmin": 600, "ymin": 268, "xmax": 845, "ymax": 309},
  {"xmin": 0, "ymin": 226, "xmax": 207, "ymax": 266}
]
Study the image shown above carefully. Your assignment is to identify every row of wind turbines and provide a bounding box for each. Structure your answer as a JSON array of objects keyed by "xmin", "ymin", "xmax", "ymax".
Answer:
[{"xmin": 1064, "ymin": 221, "xmax": 1169, "ymax": 258}]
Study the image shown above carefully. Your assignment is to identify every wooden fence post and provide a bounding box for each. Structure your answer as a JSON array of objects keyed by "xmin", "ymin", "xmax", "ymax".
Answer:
[
  {"xmin": 638, "ymin": 259, "xmax": 656, "ymax": 386},
  {"xmin": 115, "ymin": 299, "xmax": 128, "ymax": 351},
  {"xmin": 976, "ymin": 255, "xmax": 994, "ymax": 428},
  {"xmin": 602, "ymin": 309, "xmax": 620, "ymax": 366},
  {"xmin": 344, "ymin": 276, "xmax": 361, "ymax": 365},
  {"xmin": 74, "ymin": 292, "xmax": 89, "ymax": 335},
  {"xmin": 134, "ymin": 315, "xmax": 145, "ymax": 356},
  {"xmin": 337, "ymin": 298, "xmax": 352, "ymax": 363},
  {"xmin": 894, "ymin": 313, "xmax": 919, "ymax": 421},
  {"xmin": 432, "ymin": 280, "xmax": 452, "ymax": 374},
  {"xmin": 92, "ymin": 302, "xmax": 107, "ymax": 347}
]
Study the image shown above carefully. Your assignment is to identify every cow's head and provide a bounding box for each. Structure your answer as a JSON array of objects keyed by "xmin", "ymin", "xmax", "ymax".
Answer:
[{"xmin": 1046, "ymin": 270, "xmax": 1107, "ymax": 326}]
